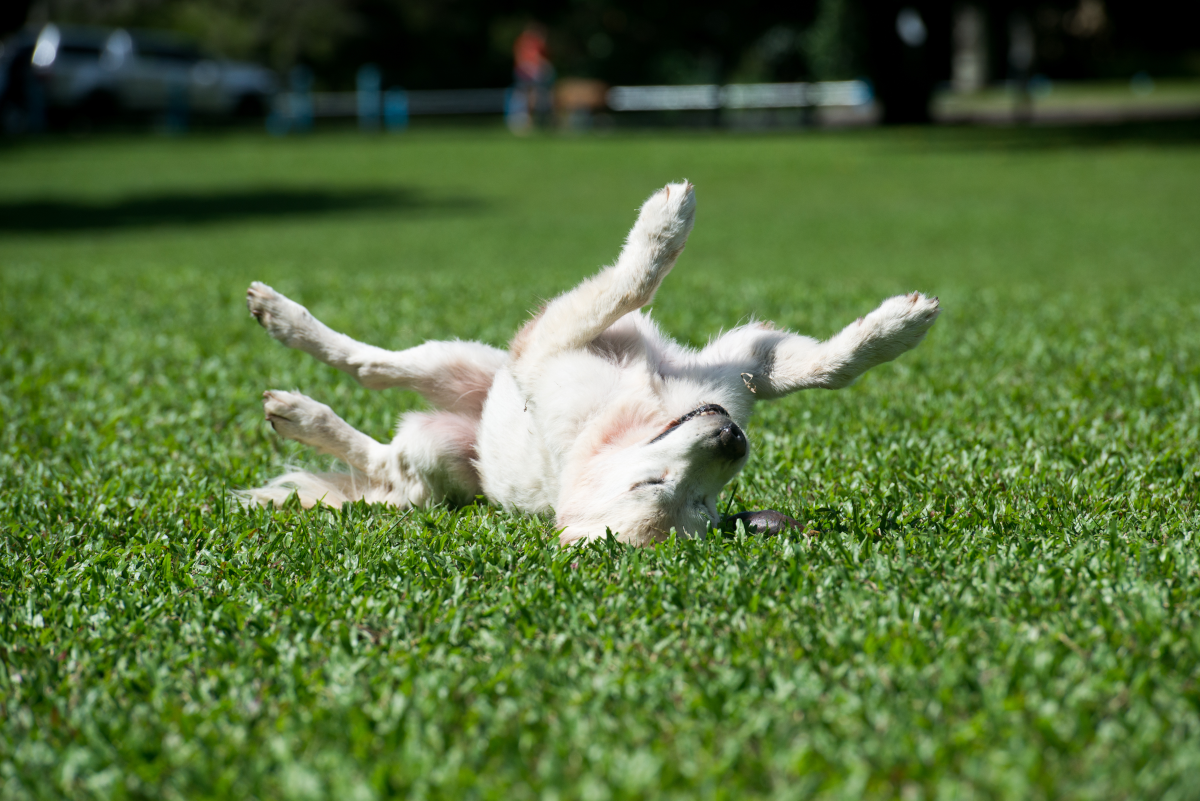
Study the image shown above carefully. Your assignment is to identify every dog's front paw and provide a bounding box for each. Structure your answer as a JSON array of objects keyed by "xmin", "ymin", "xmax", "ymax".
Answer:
[
  {"xmin": 247, "ymin": 282, "xmax": 310, "ymax": 347},
  {"xmin": 866, "ymin": 291, "xmax": 941, "ymax": 349},
  {"xmin": 262, "ymin": 389, "xmax": 330, "ymax": 445},
  {"xmin": 634, "ymin": 181, "xmax": 696, "ymax": 259}
]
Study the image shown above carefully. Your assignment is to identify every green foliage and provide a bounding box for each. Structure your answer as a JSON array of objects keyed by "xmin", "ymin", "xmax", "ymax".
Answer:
[
  {"xmin": 802, "ymin": 0, "xmax": 864, "ymax": 81},
  {"xmin": 32, "ymin": 1, "xmax": 832, "ymax": 89},
  {"xmin": 2, "ymin": 126, "xmax": 1199, "ymax": 799}
]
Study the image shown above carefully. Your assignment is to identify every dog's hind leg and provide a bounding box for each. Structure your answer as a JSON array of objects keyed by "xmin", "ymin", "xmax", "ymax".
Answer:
[
  {"xmin": 510, "ymin": 182, "xmax": 695, "ymax": 375},
  {"xmin": 247, "ymin": 282, "xmax": 505, "ymax": 416},
  {"xmin": 251, "ymin": 390, "xmax": 481, "ymax": 508},
  {"xmin": 261, "ymin": 390, "xmax": 388, "ymax": 475}
]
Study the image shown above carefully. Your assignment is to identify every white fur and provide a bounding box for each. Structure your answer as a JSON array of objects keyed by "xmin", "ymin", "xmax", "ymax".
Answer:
[{"xmin": 241, "ymin": 182, "xmax": 940, "ymax": 545}]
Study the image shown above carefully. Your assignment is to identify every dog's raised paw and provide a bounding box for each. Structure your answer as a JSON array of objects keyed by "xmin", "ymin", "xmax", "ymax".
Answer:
[
  {"xmin": 879, "ymin": 291, "xmax": 941, "ymax": 327},
  {"xmin": 247, "ymin": 282, "xmax": 309, "ymax": 347},
  {"xmin": 635, "ymin": 180, "xmax": 696, "ymax": 257},
  {"xmin": 262, "ymin": 389, "xmax": 328, "ymax": 444},
  {"xmin": 858, "ymin": 292, "xmax": 942, "ymax": 359},
  {"xmin": 246, "ymin": 281, "xmax": 276, "ymax": 324},
  {"xmin": 263, "ymin": 389, "xmax": 299, "ymax": 432}
]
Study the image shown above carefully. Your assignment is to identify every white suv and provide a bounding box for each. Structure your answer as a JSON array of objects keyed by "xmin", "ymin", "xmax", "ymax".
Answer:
[{"xmin": 1, "ymin": 23, "xmax": 277, "ymax": 131}]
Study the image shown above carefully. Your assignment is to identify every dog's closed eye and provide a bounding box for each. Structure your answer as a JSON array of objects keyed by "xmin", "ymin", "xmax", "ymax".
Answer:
[{"xmin": 631, "ymin": 477, "xmax": 666, "ymax": 491}]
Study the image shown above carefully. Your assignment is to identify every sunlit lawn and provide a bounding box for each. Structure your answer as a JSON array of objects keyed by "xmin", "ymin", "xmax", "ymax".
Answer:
[{"xmin": 2, "ymin": 122, "xmax": 1199, "ymax": 799}]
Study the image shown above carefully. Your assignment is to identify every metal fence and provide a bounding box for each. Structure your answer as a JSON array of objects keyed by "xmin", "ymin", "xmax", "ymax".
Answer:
[
  {"xmin": 608, "ymin": 81, "xmax": 872, "ymax": 112},
  {"xmin": 309, "ymin": 88, "xmax": 511, "ymax": 117},
  {"xmin": 269, "ymin": 80, "xmax": 873, "ymax": 132}
]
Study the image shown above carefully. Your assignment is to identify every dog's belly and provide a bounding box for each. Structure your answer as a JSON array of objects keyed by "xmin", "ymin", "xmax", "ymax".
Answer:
[
  {"xmin": 476, "ymin": 351, "xmax": 629, "ymax": 514},
  {"xmin": 475, "ymin": 368, "xmax": 557, "ymax": 514}
]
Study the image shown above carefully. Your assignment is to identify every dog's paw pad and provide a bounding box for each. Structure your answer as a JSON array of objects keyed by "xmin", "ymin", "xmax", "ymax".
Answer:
[
  {"xmin": 247, "ymin": 282, "xmax": 307, "ymax": 345},
  {"xmin": 247, "ymin": 282, "xmax": 277, "ymax": 323},
  {"xmin": 881, "ymin": 292, "xmax": 940, "ymax": 319},
  {"xmin": 912, "ymin": 293, "xmax": 941, "ymax": 320},
  {"xmin": 636, "ymin": 181, "xmax": 696, "ymax": 255},
  {"xmin": 866, "ymin": 292, "xmax": 942, "ymax": 354},
  {"xmin": 262, "ymin": 390, "xmax": 326, "ymax": 442},
  {"xmin": 262, "ymin": 389, "xmax": 296, "ymax": 421}
]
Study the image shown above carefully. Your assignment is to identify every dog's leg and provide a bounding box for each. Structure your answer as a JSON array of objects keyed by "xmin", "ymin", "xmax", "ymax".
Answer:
[
  {"xmin": 258, "ymin": 391, "xmax": 481, "ymax": 507},
  {"xmin": 386, "ymin": 410, "xmax": 482, "ymax": 506},
  {"xmin": 511, "ymin": 182, "xmax": 696, "ymax": 374},
  {"xmin": 699, "ymin": 292, "xmax": 941, "ymax": 400},
  {"xmin": 262, "ymin": 390, "xmax": 389, "ymax": 474},
  {"xmin": 247, "ymin": 282, "xmax": 506, "ymax": 415}
]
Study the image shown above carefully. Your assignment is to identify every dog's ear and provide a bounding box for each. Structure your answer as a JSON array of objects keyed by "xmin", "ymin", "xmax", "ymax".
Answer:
[{"xmin": 722, "ymin": 509, "xmax": 802, "ymax": 537}]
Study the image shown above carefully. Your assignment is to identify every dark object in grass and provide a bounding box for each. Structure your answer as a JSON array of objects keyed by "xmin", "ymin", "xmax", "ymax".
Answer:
[{"xmin": 722, "ymin": 509, "xmax": 803, "ymax": 537}]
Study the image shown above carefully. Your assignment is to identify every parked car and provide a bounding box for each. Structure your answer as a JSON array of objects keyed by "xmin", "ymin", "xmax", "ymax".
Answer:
[{"xmin": 0, "ymin": 23, "xmax": 276, "ymax": 132}]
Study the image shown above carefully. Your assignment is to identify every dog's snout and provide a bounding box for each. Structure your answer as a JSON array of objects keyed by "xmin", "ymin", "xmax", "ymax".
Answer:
[{"xmin": 717, "ymin": 422, "xmax": 748, "ymax": 461}]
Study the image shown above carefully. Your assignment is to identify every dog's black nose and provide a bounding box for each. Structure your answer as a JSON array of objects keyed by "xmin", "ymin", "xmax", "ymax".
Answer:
[{"xmin": 717, "ymin": 422, "xmax": 748, "ymax": 461}]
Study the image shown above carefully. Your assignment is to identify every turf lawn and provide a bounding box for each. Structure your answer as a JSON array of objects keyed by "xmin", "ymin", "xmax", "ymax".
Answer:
[{"xmin": 2, "ymin": 122, "xmax": 1199, "ymax": 800}]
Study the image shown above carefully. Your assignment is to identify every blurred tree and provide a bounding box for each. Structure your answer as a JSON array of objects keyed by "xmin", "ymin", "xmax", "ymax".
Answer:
[
  {"xmin": 9, "ymin": 0, "xmax": 1198, "ymax": 116},
  {"xmin": 803, "ymin": 0, "xmax": 866, "ymax": 79}
]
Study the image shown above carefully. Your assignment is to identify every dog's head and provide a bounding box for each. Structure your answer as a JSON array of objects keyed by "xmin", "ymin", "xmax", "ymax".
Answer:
[{"xmin": 555, "ymin": 399, "xmax": 749, "ymax": 546}]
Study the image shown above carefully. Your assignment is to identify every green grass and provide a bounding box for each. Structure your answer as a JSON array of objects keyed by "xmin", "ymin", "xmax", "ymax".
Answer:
[
  {"xmin": 933, "ymin": 78, "xmax": 1200, "ymax": 118},
  {"xmin": 2, "ymin": 124, "xmax": 1199, "ymax": 800}
]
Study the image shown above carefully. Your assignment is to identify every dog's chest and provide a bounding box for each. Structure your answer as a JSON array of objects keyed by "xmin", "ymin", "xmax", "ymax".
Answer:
[{"xmin": 475, "ymin": 349, "xmax": 666, "ymax": 509}]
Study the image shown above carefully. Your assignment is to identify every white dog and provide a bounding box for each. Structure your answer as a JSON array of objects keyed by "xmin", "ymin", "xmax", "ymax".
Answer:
[{"xmin": 243, "ymin": 182, "xmax": 939, "ymax": 546}]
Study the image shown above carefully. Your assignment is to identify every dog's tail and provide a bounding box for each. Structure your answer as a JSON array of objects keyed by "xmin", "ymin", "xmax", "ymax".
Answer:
[{"xmin": 235, "ymin": 468, "xmax": 399, "ymax": 509}]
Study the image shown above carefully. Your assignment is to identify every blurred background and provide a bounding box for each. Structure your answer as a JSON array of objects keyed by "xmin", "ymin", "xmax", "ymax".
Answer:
[
  {"xmin": 2, "ymin": 7, "xmax": 1198, "ymax": 794},
  {"xmin": 2, "ymin": 0, "xmax": 1198, "ymax": 134}
]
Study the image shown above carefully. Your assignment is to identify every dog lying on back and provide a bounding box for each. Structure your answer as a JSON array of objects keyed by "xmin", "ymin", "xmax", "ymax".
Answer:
[{"xmin": 242, "ymin": 182, "xmax": 939, "ymax": 545}]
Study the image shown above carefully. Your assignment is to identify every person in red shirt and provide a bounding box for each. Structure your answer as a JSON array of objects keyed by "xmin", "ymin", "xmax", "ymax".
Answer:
[{"xmin": 511, "ymin": 22, "xmax": 554, "ymax": 130}]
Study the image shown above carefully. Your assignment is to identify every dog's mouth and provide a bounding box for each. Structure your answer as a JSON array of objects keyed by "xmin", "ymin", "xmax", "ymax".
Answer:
[{"xmin": 648, "ymin": 403, "xmax": 730, "ymax": 443}]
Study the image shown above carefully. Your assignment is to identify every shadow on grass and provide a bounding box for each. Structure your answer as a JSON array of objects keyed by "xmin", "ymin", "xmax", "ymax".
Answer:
[{"xmin": 0, "ymin": 187, "xmax": 483, "ymax": 232}]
